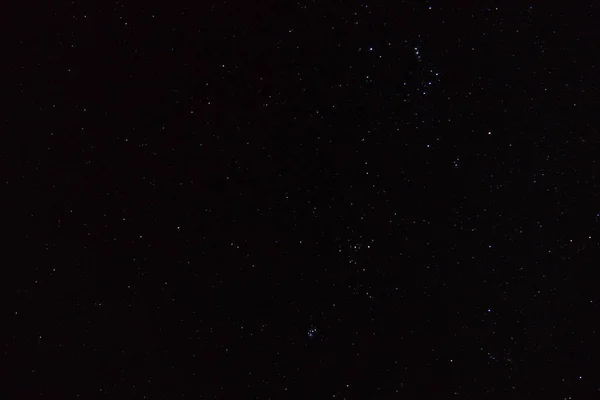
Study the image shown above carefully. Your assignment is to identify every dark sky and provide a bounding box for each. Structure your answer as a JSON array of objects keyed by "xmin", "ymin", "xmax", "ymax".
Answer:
[{"xmin": 3, "ymin": 1, "xmax": 600, "ymax": 398}]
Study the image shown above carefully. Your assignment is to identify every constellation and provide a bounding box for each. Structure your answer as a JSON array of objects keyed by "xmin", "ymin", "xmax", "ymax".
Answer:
[{"xmin": 411, "ymin": 43, "xmax": 441, "ymax": 97}]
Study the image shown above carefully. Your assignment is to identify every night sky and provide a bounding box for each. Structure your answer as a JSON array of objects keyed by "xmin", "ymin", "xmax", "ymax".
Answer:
[{"xmin": 3, "ymin": 1, "xmax": 600, "ymax": 398}]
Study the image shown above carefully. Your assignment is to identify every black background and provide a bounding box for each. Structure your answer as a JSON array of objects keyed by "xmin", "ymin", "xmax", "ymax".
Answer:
[{"xmin": 3, "ymin": 1, "xmax": 600, "ymax": 398}]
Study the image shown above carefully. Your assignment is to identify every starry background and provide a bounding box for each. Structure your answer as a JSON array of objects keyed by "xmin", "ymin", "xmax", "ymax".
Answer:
[{"xmin": 3, "ymin": 1, "xmax": 600, "ymax": 398}]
